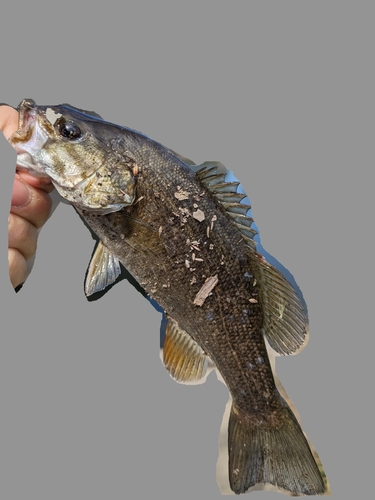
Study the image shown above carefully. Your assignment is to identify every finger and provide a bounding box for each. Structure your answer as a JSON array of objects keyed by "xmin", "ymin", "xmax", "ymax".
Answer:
[
  {"xmin": 8, "ymin": 247, "xmax": 28, "ymax": 289},
  {"xmin": 0, "ymin": 107, "xmax": 55, "ymax": 193},
  {"xmin": 16, "ymin": 170, "xmax": 55, "ymax": 193},
  {"xmin": 10, "ymin": 174, "xmax": 53, "ymax": 229},
  {"xmin": 8, "ymin": 213, "xmax": 38, "ymax": 261},
  {"xmin": 0, "ymin": 106, "xmax": 18, "ymax": 139}
]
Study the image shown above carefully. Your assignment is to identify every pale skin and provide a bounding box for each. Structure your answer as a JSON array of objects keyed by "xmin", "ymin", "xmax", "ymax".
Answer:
[{"xmin": 0, "ymin": 105, "xmax": 54, "ymax": 289}]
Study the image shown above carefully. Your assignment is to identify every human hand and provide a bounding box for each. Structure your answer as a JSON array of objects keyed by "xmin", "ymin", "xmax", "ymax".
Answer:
[{"xmin": 0, "ymin": 105, "xmax": 55, "ymax": 290}]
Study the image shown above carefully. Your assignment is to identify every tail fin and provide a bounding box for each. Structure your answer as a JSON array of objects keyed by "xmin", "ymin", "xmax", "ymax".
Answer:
[{"xmin": 228, "ymin": 398, "xmax": 328, "ymax": 495}]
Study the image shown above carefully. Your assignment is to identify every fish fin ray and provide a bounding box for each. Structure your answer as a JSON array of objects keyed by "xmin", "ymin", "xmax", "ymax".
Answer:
[
  {"xmin": 85, "ymin": 241, "xmax": 121, "ymax": 296},
  {"xmin": 215, "ymin": 192, "xmax": 247, "ymax": 204},
  {"xmin": 240, "ymin": 235, "xmax": 257, "ymax": 249},
  {"xmin": 228, "ymin": 400, "xmax": 328, "ymax": 495},
  {"xmin": 194, "ymin": 161, "xmax": 258, "ymax": 245},
  {"xmin": 234, "ymin": 222, "xmax": 257, "ymax": 237},
  {"xmin": 225, "ymin": 203, "xmax": 252, "ymax": 215},
  {"xmin": 255, "ymin": 257, "xmax": 309, "ymax": 355},
  {"xmin": 163, "ymin": 317, "xmax": 209, "ymax": 384},
  {"xmin": 209, "ymin": 181, "xmax": 240, "ymax": 193}
]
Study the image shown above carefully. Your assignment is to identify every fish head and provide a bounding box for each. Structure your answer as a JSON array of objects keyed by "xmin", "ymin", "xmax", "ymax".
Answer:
[{"xmin": 9, "ymin": 99, "xmax": 137, "ymax": 213}]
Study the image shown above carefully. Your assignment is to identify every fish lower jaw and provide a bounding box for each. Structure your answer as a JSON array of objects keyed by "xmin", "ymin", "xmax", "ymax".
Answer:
[
  {"xmin": 15, "ymin": 152, "xmax": 51, "ymax": 178},
  {"xmin": 10, "ymin": 114, "xmax": 50, "ymax": 168}
]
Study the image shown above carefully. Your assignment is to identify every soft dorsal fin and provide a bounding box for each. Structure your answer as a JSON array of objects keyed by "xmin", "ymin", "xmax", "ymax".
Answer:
[
  {"xmin": 85, "ymin": 241, "xmax": 121, "ymax": 296},
  {"xmin": 255, "ymin": 255, "xmax": 309, "ymax": 355},
  {"xmin": 163, "ymin": 317, "xmax": 210, "ymax": 384}
]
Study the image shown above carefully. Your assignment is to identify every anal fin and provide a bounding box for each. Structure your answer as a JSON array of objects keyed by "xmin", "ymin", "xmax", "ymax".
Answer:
[{"xmin": 163, "ymin": 317, "xmax": 209, "ymax": 384}]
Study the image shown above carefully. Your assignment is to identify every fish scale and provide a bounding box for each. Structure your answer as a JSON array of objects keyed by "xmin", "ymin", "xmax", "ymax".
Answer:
[
  {"xmin": 7, "ymin": 98, "xmax": 329, "ymax": 496},
  {"xmin": 78, "ymin": 155, "xmax": 265, "ymax": 392}
]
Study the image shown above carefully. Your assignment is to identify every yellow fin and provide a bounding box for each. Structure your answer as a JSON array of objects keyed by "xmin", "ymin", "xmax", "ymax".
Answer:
[{"xmin": 163, "ymin": 317, "xmax": 209, "ymax": 383}]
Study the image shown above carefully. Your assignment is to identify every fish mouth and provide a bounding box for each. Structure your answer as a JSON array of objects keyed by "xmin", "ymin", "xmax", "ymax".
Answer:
[
  {"xmin": 10, "ymin": 99, "xmax": 38, "ymax": 147},
  {"xmin": 9, "ymin": 99, "xmax": 53, "ymax": 178}
]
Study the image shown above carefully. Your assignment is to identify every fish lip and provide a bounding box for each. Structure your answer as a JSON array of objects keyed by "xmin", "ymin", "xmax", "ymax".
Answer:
[
  {"xmin": 10, "ymin": 99, "xmax": 54, "ymax": 148},
  {"xmin": 17, "ymin": 98, "xmax": 36, "ymax": 111},
  {"xmin": 17, "ymin": 99, "xmax": 37, "ymax": 132},
  {"xmin": 9, "ymin": 100, "xmax": 39, "ymax": 151}
]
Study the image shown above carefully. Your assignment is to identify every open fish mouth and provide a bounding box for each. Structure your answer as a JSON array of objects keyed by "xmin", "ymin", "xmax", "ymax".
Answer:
[
  {"xmin": 12, "ymin": 99, "xmax": 38, "ymax": 141},
  {"xmin": 9, "ymin": 99, "xmax": 53, "ymax": 178}
]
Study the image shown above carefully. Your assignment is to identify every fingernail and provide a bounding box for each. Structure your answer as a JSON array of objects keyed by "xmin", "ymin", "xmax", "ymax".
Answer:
[
  {"xmin": 38, "ymin": 176, "xmax": 53, "ymax": 185},
  {"xmin": 11, "ymin": 175, "xmax": 32, "ymax": 208}
]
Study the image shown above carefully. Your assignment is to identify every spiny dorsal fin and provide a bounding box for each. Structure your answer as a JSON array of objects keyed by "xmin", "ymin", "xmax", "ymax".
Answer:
[
  {"xmin": 254, "ymin": 255, "xmax": 309, "ymax": 355},
  {"xmin": 163, "ymin": 317, "xmax": 209, "ymax": 384},
  {"xmin": 193, "ymin": 161, "xmax": 258, "ymax": 249},
  {"xmin": 170, "ymin": 152, "xmax": 257, "ymax": 247},
  {"xmin": 85, "ymin": 241, "xmax": 121, "ymax": 296},
  {"xmin": 194, "ymin": 161, "xmax": 227, "ymax": 186}
]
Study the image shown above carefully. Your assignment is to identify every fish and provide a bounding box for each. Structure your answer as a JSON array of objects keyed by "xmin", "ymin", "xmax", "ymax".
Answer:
[{"xmin": 8, "ymin": 98, "xmax": 329, "ymax": 495}]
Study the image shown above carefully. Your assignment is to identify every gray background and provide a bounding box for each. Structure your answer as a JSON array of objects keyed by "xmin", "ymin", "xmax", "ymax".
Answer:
[{"xmin": 1, "ymin": 1, "xmax": 372, "ymax": 499}]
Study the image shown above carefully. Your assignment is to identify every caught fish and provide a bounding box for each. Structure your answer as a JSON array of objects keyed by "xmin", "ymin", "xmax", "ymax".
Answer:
[{"xmin": 8, "ymin": 99, "xmax": 329, "ymax": 495}]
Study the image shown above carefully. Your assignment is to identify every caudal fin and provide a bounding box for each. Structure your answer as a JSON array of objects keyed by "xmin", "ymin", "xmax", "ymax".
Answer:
[{"xmin": 228, "ymin": 399, "xmax": 328, "ymax": 495}]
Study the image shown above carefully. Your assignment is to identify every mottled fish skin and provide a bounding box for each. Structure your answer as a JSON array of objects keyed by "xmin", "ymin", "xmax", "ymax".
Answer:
[{"xmin": 8, "ymin": 99, "xmax": 329, "ymax": 496}]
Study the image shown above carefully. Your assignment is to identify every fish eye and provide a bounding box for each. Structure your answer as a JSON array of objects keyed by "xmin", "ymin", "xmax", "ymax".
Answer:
[{"xmin": 58, "ymin": 121, "xmax": 82, "ymax": 140}]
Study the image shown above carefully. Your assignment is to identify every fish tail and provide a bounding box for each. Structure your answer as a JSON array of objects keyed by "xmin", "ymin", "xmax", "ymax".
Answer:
[{"xmin": 228, "ymin": 398, "xmax": 328, "ymax": 495}]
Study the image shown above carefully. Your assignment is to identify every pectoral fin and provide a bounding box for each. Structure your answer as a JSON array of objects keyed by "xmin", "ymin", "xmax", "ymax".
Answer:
[
  {"xmin": 163, "ymin": 317, "xmax": 209, "ymax": 383},
  {"xmin": 85, "ymin": 241, "xmax": 121, "ymax": 296}
]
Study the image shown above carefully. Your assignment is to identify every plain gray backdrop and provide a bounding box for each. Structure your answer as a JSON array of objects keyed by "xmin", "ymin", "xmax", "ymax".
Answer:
[{"xmin": 1, "ymin": 2, "xmax": 372, "ymax": 499}]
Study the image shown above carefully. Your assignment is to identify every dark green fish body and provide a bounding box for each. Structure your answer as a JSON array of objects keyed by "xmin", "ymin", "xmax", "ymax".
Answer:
[
  {"xmin": 9, "ymin": 99, "xmax": 329, "ymax": 495},
  {"xmin": 78, "ymin": 166, "xmax": 269, "ymax": 402}
]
